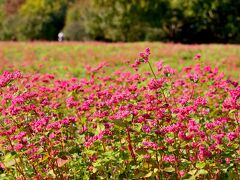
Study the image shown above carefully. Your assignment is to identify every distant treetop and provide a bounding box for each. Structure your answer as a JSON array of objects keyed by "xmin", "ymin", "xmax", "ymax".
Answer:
[{"xmin": 0, "ymin": 0, "xmax": 239, "ymax": 43}]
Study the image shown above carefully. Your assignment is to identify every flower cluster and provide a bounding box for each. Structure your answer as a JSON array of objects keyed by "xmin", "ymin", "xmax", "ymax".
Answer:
[
  {"xmin": 0, "ymin": 49, "xmax": 239, "ymax": 179},
  {"xmin": 131, "ymin": 48, "xmax": 151, "ymax": 70}
]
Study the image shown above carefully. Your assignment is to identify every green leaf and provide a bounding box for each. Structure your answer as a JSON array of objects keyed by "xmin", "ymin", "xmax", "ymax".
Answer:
[
  {"xmin": 185, "ymin": 176, "xmax": 196, "ymax": 180},
  {"xmin": 180, "ymin": 141, "xmax": 187, "ymax": 148},
  {"xmin": 197, "ymin": 169, "xmax": 208, "ymax": 175},
  {"xmin": 144, "ymin": 171, "xmax": 153, "ymax": 178},
  {"xmin": 196, "ymin": 162, "xmax": 206, "ymax": 169},
  {"xmin": 40, "ymin": 154, "xmax": 50, "ymax": 163},
  {"xmin": 112, "ymin": 119, "xmax": 127, "ymax": 128},
  {"xmin": 209, "ymin": 163, "xmax": 216, "ymax": 167},
  {"xmin": 3, "ymin": 153, "xmax": 12, "ymax": 161},
  {"xmin": 92, "ymin": 167, "xmax": 97, "ymax": 173},
  {"xmin": 135, "ymin": 172, "xmax": 146, "ymax": 179},
  {"xmin": 132, "ymin": 124, "xmax": 142, "ymax": 132},
  {"xmin": 232, "ymin": 143, "xmax": 239, "ymax": 149},
  {"xmin": 85, "ymin": 149, "xmax": 96, "ymax": 155},
  {"xmin": 3, "ymin": 153, "xmax": 17, "ymax": 167},
  {"xmin": 94, "ymin": 124, "xmax": 104, "ymax": 135},
  {"xmin": 48, "ymin": 170, "xmax": 56, "ymax": 178},
  {"xmin": 153, "ymin": 168, "xmax": 158, "ymax": 173},
  {"xmin": 168, "ymin": 146, "xmax": 176, "ymax": 152},
  {"xmin": 188, "ymin": 169, "xmax": 197, "ymax": 175},
  {"xmin": 4, "ymin": 159, "xmax": 16, "ymax": 168},
  {"xmin": 163, "ymin": 167, "xmax": 175, "ymax": 172},
  {"xmin": 216, "ymin": 144, "xmax": 224, "ymax": 150}
]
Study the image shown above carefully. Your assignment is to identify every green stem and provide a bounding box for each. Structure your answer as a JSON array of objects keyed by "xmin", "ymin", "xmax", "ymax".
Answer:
[
  {"xmin": 147, "ymin": 61, "xmax": 171, "ymax": 112},
  {"xmin": 147, "ymin": 61, "xmax": 157, "ymax": 79},
  {"xmin": 5, "ymin": 135, "xmax": 26, "ymax": 179}
]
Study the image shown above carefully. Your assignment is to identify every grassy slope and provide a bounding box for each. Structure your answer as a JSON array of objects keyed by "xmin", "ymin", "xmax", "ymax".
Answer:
[{"xmin": 0, "ymin": 42, "xmax": 239, "ymax": 79}]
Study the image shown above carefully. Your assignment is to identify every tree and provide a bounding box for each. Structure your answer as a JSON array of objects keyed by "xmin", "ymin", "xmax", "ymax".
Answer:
[
  {"xmin": 17, "ymin": 0, "xmax": 68, "ymax": 40},
  {"xmin": 63, "ymin": 0, "xmax": 89, "ymax": 40},
  {"xmin": 4, "ymin": 0, "xmax": 25, "ymax": 15},
  {"xmin": 83, "ymin": 0, "xmax": 170, "ymax": 41}
]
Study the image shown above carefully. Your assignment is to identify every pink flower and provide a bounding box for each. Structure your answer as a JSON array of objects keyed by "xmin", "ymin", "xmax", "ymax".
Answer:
[
  {"xmin": 88, "ymin": 166, "xmax": 94, "ymax": 171},
  {"xmin": 142, "ymin": 125, "xmax": 151, "ymax": 133},
  {"xmin": 89, "ymin": 155, "xmax": 98, "ymax": 162},
  {"xmin": 148, "ymin": 78, "xmax": 165, "ymax": 90},
  {"xmin": 142, "ymin": 141, "xmax": 158, "ymax": 149},
  {"xmin": 227, "ymin": 132, "xmax": 237, "ymax": 141},
  {"xmin": 12, "ymin": 131, "xmax": 26, "ymax": 141},
  {"xmin": 131, "ymin": 48, "xmax": 151, "ymax": 69},
  {"xmin": 204, "ymin": 66, "xmax": 212, "ymax": 73},
  {"xmin": 212, "ymin": 133, "xmax": 225, "ymax": 144},
  {"xmin": 178, "ymin": 131, "xmax": 186, "ymax": 140},
  {"xmin": 194, "ymin": 97, "xmax": 207, "ymax": 106},
  {"xmin": 225, "ymin": 157, "xmax": 231, "ymax": 164},
  {"xmin": 144, "ymin": 154, "xmax": 151, "ymax": 160},
  {"xmin": 188, "ymin": 73, "xmax": 199, "ymax": 83},
  {"xmin": 163, "ymin": 66, "xmax": 175, "ymax": 76},
  {"xmin": 145, "ymin": 48, "xmax": 150, "ymax": 56},
  {"xmin": 198, "ymin": 145, "xmax": 212, "ymax": 160},
  {"xmin": 165, "ymin": 138, "xmax": 174, "ymax": 144},
  {"xmin": 14, "ymin": 143, "xmax": 24, "ymax": 151},
  {"xmin": 49, "ymin": 133, "xmax": 57, "ymax": 139},
  {"xmin": 0, "ymin": 162, "xmax": 4, "ymax": 170},
  {"xmin": 163, "ymin": 155, "xmax": 177, "ymax": 163},
  {"xmin": 66, "ymin": 96, "xmax": 78, "ymax": 108},
  {"xmin": 194, "ymin": 53, "xmax": 201, "ymax": 60},
  {"xmin": 179, "ymin": 170, "xmax": 185, "ymax": 177},
  {"xmin": 155, "ymin": 61, "xmax": 163, "ymax": 71}
]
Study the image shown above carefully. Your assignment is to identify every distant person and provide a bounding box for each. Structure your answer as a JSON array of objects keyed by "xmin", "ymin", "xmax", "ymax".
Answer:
[{"xmin": 58, "ymin": 32, "xmax": 64, "ymax": 42}]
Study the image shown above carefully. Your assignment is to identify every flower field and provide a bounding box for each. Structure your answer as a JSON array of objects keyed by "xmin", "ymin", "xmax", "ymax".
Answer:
[
  {"xmin": 0, "ymin": 42, "xmax": 240, "ymax": 79},
  {"xmin": 0, "ymin": 42, "xmax": 239, "ymax": 179}
]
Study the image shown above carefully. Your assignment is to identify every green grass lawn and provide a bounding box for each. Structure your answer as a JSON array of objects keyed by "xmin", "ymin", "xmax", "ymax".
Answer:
[{"xmin": 0, "ymin": 42, "xmax": 239, "ymax": 79}]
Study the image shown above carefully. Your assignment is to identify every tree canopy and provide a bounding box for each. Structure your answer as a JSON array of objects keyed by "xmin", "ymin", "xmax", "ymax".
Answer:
[{"xmin": 0, "ymin": 0, "xmax": 239, "ymax": 43}]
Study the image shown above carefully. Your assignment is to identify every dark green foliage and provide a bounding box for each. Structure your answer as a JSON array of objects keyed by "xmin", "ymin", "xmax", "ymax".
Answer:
[
  {"xmin": 173, "ymin": 0, "xmax": 240, "ymax": 43},
  {"xmin": 0, "ymin": 2, "xmax": 19, "ymax": 40},
  {"xmin": 0, "ymin": 0, "xmax": 69, "ymax": 40},
  {"xmin": 0, "ymin": 0, "xmax": 239, "ymax": 43},
  {"xmin": 62, "ymin": 0, "xmax": 240, "ymax": 43},
  {"xmin": 82, "ymin": 0, "xmax": 170, "ymax": 42},
  {"xmin": 63, "ymin": 1, "xmax": 88, "ymax": 41},
  {"xmin": 17, "ymin": 0, "xmax": 68, "ymax": 40}
]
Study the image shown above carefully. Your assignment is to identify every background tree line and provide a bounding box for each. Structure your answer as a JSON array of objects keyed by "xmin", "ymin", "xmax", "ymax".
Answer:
[{"xmin": 0, "ymin": 0, "xmax": 239, "ymax": 43}]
